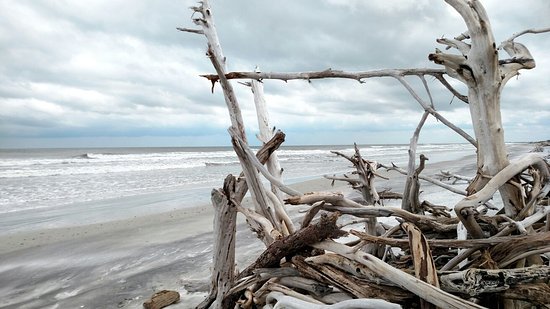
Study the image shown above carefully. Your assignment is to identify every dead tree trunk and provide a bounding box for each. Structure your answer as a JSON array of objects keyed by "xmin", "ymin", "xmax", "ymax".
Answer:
[
  {"xmin": 429, "ymin": 0, "xmax": 539, "ymax": 218},
  {"xmin": 196, "ymin": 176, "xmax": 237, "ymax": 309}
]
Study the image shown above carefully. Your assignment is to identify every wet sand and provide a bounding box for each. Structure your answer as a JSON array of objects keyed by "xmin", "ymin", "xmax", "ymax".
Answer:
[{"xmin": 0, "ymin": 177, "xmax": 347, "ymax": 309}]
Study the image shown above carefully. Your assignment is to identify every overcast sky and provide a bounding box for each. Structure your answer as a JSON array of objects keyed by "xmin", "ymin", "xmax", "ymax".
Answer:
[{"xmin": 1, "ymin": 0, "xmax": 549, "ymax": 148}]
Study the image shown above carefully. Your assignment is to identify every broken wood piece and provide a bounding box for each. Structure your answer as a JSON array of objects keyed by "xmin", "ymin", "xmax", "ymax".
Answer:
[
  {"xmin": 234, "ymin": 130, "xmax": 286, "ymax": 202},
  {"xmin": 402, "ymin": 223, "xmax": 439, "ymax": 287},
  {"xmin": 305, "ymin": 253, "xmax": 396, "ymax": 287},
  {"xmin": 237, "ymin": 212, "xmax": 345, "ymax": 279},
  {"xmin": 402, "ymin": 222, "xmax": 439, "ymax": 309},
  {"xmin": 143, "ymin": 290, "xmax": 180, "ymax": 309},
  {"xmin": 402, "ymin": 112, "xmax": 429, "ymax": 213},
  {"xmin": 196, "ymin": 176, "xmax": 238, "ymax": 309},
  {"xmin": 421, "ymin": 200, "xmax": 451, "ymax": 218},
  {"xmin": 439, "ymin": 265, "xmax": 550, "ymax": 296},
  {"xmin": 501, "ymin": 283, "xmax": 550, "ymax": 306},
  {"xmin": 436, "ymin": 170, "xmax": 472, "ymax": 184},
  {"xmin": 298, "ymin": 255, "xmax": 412, "ymax": 303}
]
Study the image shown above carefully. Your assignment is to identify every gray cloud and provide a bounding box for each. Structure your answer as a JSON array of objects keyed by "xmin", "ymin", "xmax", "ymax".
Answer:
[{"xmin": 0, "ymin": 0, "xmax": 548, "ymax": 148}]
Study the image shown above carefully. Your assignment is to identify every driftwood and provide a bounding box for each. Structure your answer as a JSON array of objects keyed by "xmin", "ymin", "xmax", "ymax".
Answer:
[
  {"xmin": 265, "ymin": 291, "xmax": 402, "ymax": 309},
  {"xmin": 440, "ymin": 265, "xmax": 550, "ymax": 296},
  {"xmin": 382, "ymin": 163, "xmax": 467, "ymax": 196},
  {"xmin": 143, "ymin": 290, "xmax": 180, "ymax": 309},
  {"xmin": 238, "ymin": 212, "xmax": 345, "ymax": 279},
  {"xmin": 196, "ymin": 176, "xmax": 237, "ymax": 309},
  {"xmin": 331, "ymin": 144, "xmax": 380, "ymax": 254},
  {"xmin": 314, "ymin": 240, "xmax": 486, "ymax": 309},
  {"xmin": 179, "ymin": 1, "xmax": 550, "ymax": 308}
]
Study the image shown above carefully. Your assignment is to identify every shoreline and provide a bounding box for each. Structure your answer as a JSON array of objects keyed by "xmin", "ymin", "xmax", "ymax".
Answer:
[
  {"xmin": 0, "ymin": 148, "xmax": 492, "ymax": 256},
  {"xmin": 0, "ymin": 176, "xmax": 345, "ymax": 256},
  {"xmin": 0, "ymin": 143, "xmax": 539, "ymax": 308},
  {"xmin": 0, "ymin": 176, "xmax": 346, "ymax": 309}
]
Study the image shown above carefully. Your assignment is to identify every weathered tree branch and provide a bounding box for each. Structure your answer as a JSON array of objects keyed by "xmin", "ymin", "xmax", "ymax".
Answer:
[
  {"xmin": 314, "ymin": 240, "xmax": 487, "ymax": 309},
  {"xmin": 454, "ymin": 154, "xmax": 549, "ymax": 237},
  {"xmin": 497, "ymin": 27, "xmax": 550, "ymax": 49},
  {"xmin": 350, "ymin": 229, "xmax": 547, "ymax": 249},
  {"xmin": 201, "ymin": 68, "xmax": 446, "ymax": 83},
  {"xmin": 395, "ymin": 76, "xmax": 477, "ymax": 146},
  {"xmin": 179, "ymin": 0, "xmax": 247, "ymax": 142},
  {"xmin": 402, "ymin": 112, "xmax": 429, "ymax": 212},
  {"xmin": 381, "ymin": 163, "xmax": 467, "ymax": 196},
  {"xmin": 286, "ymin": 193, "xmax": 458, "ymax": 233},
  {"xmin": 442, "ymin": 206, "xmax": 550, "ymax": 270},
  {"xmin": 237, "ymin": 212, "xmax": 345, "ymax": 279}
]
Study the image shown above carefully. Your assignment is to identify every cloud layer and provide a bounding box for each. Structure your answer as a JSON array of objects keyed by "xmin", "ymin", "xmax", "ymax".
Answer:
[{"xmin": 1, "ymin": 0, "xmax": 549, "ymax": 147}]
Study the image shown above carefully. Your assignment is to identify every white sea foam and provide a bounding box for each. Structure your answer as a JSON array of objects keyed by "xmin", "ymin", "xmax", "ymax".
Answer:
[{"xmin": 0, "ymin": 144, "xmax": 476, "ymax": 217}]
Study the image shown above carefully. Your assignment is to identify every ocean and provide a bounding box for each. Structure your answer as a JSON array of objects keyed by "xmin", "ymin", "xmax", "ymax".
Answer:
[{"xmin": 0, "ymin": 144, "xmax": 476, "ymax": 233}]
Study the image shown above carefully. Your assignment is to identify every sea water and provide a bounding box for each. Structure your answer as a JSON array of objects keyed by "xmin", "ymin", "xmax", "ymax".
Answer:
[{"xmin": 0, "ymin": 144, "xmax": 476, "ymax": 233}]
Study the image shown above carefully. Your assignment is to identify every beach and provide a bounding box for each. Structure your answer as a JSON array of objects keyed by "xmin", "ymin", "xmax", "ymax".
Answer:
[
  {"xmin": 0, "ymin": 143, "xmax": 536, "ymax": 308},
  {"xmin": 0, "ymin": 177, "xmax": 347, "ymax": 309}
]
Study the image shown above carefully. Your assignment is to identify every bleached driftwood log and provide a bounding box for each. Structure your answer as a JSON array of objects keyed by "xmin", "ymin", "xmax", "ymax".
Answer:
[
  {"xmin": 314, "ymin": 240, "xmax": 486, "ymax": 309},
  {"xmin": 198, "ymin": 129, "xmax": 288, "ymax": 308},
  {"xmin": 180, "ymin": 0, "xmax": 296, "ymax": 242},
  {"xmin": 196, "ymin": 176, "xmax": 237, "ymax": 309},
  {"xmin": 265, "ymin": 291, "xmax": 402, "ymax": 309},
  {"xmin": 177, "ymin": 1, "xmax": 245, "ymax": 141}
]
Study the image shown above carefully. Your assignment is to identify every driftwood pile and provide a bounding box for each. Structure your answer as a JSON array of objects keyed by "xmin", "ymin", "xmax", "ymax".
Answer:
[
  {"xmin": 197, "ymin": 139, "xmax": 550, "ymax": 309},
  {"xmin": 177, "ymin": 1, "xmax": 550, "ymax": 308}
]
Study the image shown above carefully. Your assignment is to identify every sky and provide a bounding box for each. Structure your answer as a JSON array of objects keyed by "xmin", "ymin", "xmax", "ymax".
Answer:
[{"xmin": 0, "ymin": 0, "xmax": 549, "ymax": 148}]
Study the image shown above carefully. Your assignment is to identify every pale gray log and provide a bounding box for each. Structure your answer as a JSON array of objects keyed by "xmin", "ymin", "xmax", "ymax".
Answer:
[
  {"xmin": 314, "ymin": 241, "xmax": 487, "ymax": 309},
  {"xmin": 265, "ymin": 291, "xmax": 402, "ymax": 309}
]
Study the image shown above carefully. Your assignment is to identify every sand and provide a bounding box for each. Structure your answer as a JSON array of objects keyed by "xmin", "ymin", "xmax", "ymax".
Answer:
[
  {"xmin": 0, "ymin": 176, "xmax": 349, "ymax": 309},
  {"xmin": 0, "ymin": 143, "xmax": 536, "ymax": 309}
]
